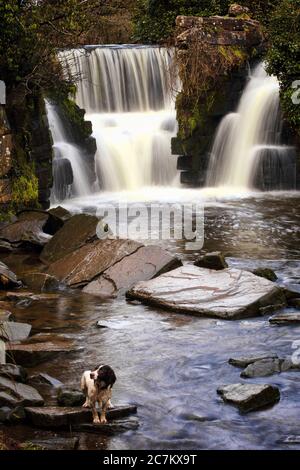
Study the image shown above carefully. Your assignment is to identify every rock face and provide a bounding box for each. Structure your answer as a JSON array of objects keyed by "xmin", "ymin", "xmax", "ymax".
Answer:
[
  {"xmin": 48, "ymin": 238, "xmax": 142, "ymax": 288},
  {"xmin": 217, "ymin": 383, "xmax": 280, "ymax": 413},
  {"xmin": 25, "ymin": 404, "xmax": 137, "ymax": 428},
  {"xmin": 0, "ymin": 376, "xmax": 44, "ymax": 407},
  {"xmin": 194, "ymin": 252, "xmax": 228, "ymax": 270},
  {"xmin": 127, "ymin": 265, "xmax": 287, "ymax": 319},
  {"xmin": 40, "ymin": 214, "xmax": 101, "ymax": 265},
  {"xmin": 269, "ymin": 313, "xmax": 300, "ymax": 325},
  {"xmin": 0, "ymin": 262, "xmax": 20, "ymax": 289},
  {"xmin": 83, "ymin": 245, "xmax": 182, "ymax": 297}
]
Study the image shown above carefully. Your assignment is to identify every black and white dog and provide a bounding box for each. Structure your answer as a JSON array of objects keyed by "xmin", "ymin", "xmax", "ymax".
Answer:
[{"xmin": 81, "ymin": 365, "xmax": 116, "ymax": 424}]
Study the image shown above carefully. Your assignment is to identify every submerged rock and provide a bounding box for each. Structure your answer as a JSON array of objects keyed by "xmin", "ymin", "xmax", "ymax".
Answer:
[
  {"xmin": 25, "ymin": 404, "xmax": 137, "ymax": 428},
  {"xmin": 57, "ymin": 388, "xmax": 85, "ymax": 407},
  {"xmin": 0, "ymin": 262, "xmax": 20, "ymax": 289},
  {"xmin": 127, "ymin": 265, "xmax": 287, "ymax": 319},
  {"xmin": 6, "ymin": 341, "xmax": 78, "ymax": 367},
  {"xmin": 0, "ymin": 321, "xmax": 32, "ymax": 342},
  {"xmin": 83, "ymin": 245, "xmax": 181, "ymax": 297},
  {"xmin": 0, "ymin": 376, "xmax": 44, "ymax": 407},
  {"xmin": 47, "ymin": 238, "xmax": 142, "ymax": 288},
  {"xmin": 74, "ymin": 419, "xmax": 139, "ymax": 435},
  {"xmin": 21, "ymin": 437, "xmax": 79, "ymax": 451},
  {"xmin": 241, "ymin": 358, "xmax": 282, "ymax": 378},
  {"xmin": 252, "ymin": 268, "xmax": 278, "ymax": 282},
  {"xmin": 20, "ymin": 272, "xmax": 60, "ymax": 292},
  {"xmin": 40, "ymin": 214, "xmax": 103, "ymax": 265},
  {"xmin": 0, "ymin": 363, "xmax": 28, "ymax": 383},
  {"xmin": 269, "ymin": 313, "xmax": 300, "ymax": 325},
  {"xmin": 217, "ymin": 383, "xmax": 280, "ymax": 413},
  {"xmin": 194, "ymin": 252, "xmax": 228, "ymax": 270},
  {"xmin": 229, "ymin": 353, "xmax": 278, "ymax": 368}
]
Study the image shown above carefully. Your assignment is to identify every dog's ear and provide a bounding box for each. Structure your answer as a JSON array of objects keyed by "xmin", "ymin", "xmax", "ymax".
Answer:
[{"xmin": 98, "ymin": 365, "xmax": 116, "ymax": 387}]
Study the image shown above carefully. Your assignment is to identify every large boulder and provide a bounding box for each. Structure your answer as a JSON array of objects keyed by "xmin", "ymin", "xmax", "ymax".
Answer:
[
  {"xmin": 83, "ymin": 245, "xmax": 182, "ymax": 297},
  {"xmin": 40, "ymin": 214, "xmax": 103, "ymax": 265},
  {"xmin": 0, "ymin": 262, "xmax": 20, "ymax": 289},
  {"xmin": 57, "ymin": 388, "xmax": 85, "ymax": 407},
  {"xmin": 47, "ymin": 238, "xmax": 142, "ymax": 288},
  {"xmin": 217, "ymin": 383, "xmax": 280, "ymax": 413},
  {"xmin": 0, "ymin": 376, "xmax": 44, "ymax": 407},
  {"xmin": 127, "ymin": 265, "xmax": 287, "ymax": 319}
]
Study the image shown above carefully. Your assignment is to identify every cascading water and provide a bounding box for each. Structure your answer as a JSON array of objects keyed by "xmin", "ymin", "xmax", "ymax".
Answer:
[
  {"xmin": 57, "ymin": 46, "xmax": 179, "ymax": 193},
  {"xmin": 46, "ymin": 101, "xmax": 91, "ymax": 202},
  {"xmin": 207, "ymin": 62, "xmax": 296, "ymax": 190}
]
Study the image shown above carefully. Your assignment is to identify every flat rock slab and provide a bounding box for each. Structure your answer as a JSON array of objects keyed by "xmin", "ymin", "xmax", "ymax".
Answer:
[
  {"xmin": 127, "ymin": 265, "xmax": 287, "ymax": 319},
  {"xmin": 25, "ymin": 404, "xmax": 137, "ymax": 429},
  {"xmin": 217, "ymin": 383, "xmax": 280, "ymax": 413},
  {"xmin": 6, "ymin": 341, "xmax": 78, "ymax": 367},
  {"xmin": 40, "ymin": 214, "xmax": 100, "ymax": 265},
  {"xmin": 0, "ymin": 376, "xmax": 44, "ymax": 407},
  {"xmin": 47, "ymin": 238, "xmax": 142, "ymax": 288},
  {"xmin": 269, "ymin": 313, "xmax": 300, "ymax": 325},
  {"xmin": 83, "ymin": 245, "xmax": 181, "ymax": 297},
  {"xmin": 22, "ymin": 437, "xmax": 79, "ymax": 451},
  {"xmin": 0, "ymin": 321, "xmax": 32, "ymax": 342},
  {"xmin": 74, "ymin": 418, "xmax": 139, "ymax": 435},
  {"xmin": 229, "ymin": 353, "xmax": 278, "ymax": 368}
]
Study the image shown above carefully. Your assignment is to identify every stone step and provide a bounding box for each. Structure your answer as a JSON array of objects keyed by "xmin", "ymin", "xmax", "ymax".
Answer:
[{"xmin": 25, "ymin": 404, "xmax": 137, "ymax": 429}]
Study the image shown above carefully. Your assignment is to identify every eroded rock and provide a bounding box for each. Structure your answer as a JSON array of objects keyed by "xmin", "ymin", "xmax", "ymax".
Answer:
[
  {"xmin": 127, "ymin": 265, "xmax": 287, "ymax": 319},
  {"xmin": 217, "ymin": 383, "xmax": 280, "ymax": 413},
  {"xmin": 84, "ymin": 245, "xmax": 181, "ymax": 297}
]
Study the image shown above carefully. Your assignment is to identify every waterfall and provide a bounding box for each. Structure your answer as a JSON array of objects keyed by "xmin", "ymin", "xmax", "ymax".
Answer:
[
  {"xmin": 46, "ymin": 101, "xmax": 91, "ymax": 202},
  {"xmin": 207, "ymin": 62, "xmax": 296, "ymax": 190},
  {"xmin": 56, "ymin": 46, "xmax": 179, "ymax": 193}
]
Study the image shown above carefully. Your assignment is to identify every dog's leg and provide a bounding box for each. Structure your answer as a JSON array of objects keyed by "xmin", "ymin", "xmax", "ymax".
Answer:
[
  {"xmin": 82, "ymin": 398, "xmax": 90, "ymax": 408},
  {"xmin": 91, "ymin": 404, "xmax": 100, "ymax": 424},
  {"xmin": 99, "ymin": 400, "xmax": 108, "ymax": 424},
  {"xmin": 107, "ymin": 399, "xmax": 114, "ymax": 409}
]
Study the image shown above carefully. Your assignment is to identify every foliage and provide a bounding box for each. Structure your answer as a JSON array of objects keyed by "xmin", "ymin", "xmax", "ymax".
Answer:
[
  {"xmin": 237, "ymin": 1, "xmax": 280, "ymax": 25},
  {"xmin": 11, "ymin": 166, "xmax": 39, "ymax": 210},
  {"xmin": 266, "ymin": 0, "xmax": 300, "ymax": 133},
  {"xmin": 133, "ymin": 0, "xmax": 230, "ymax": 43}
]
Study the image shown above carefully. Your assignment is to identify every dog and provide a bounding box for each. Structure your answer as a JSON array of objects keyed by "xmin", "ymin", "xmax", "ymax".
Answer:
[{"xmin": 81, "ymin": 364, "xmax": 116, "ymax": 424}]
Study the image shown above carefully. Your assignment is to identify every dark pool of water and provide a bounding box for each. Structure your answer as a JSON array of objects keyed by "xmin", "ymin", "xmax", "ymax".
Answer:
[{"xmin": 1, "ymin": 194, "xmax": 300, "ymax": 449}]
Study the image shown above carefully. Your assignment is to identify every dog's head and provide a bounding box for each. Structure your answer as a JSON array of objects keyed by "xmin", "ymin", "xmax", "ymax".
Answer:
[{"xmin": 90, "ymin": 364, "xmax": 116, "ymax": 389}]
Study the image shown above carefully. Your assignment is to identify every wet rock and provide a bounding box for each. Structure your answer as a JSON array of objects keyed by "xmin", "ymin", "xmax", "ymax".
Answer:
[
  {"xmin": 288, "ymin": 298, "xmax": 300, "ymax": 309},
  {"xmin": 0, "ymin": 406, "xmax": 10, "ymax": 422},
  {"xmin": 0, "ymin": 211, "xmax": 53, "ymax": 248},
  {"xmin": 20, "ymin": 272, "xmax": 60, "ymax": 292},
  {"xmin": 25, "ymin": 404, "xmax": 137, "ymax": 428},
  {"xmin": 194, "ymin": 252, "xmax": 228, "ymax": 270},
  {"xmin": 0, "ymin": 391, "xmax": 18, "ymax": 407},
  {"xmin": 0, "ymin": 321, "xmax": 32, "ymax": 342},
  {"xmin": 0, "ymin": 262, "xmax": 20, "ymax": 289},
  {"xmin": 95, "ymin": 321, "xmax": 109, "ymax": 329},
  {"xmin": 74, "ymin": 418, "xmax": 139, "ymax": 435},
  {"xmin": 27, "ymin": 373, "xmax": 63, "ymax": 389},
  {"xmin": 228, "ymin": 4, "xmax": 250, "ymax": 17},
  {"xmin": 0, "ymin": 309, "xmax": 14, "ymax": 322},
  {"xmin": 83, "ymin": 245, "xmax": 182, "ymax": 297},
  {"xmin": 57, "ymin": 388, "xmax": 85, "ymax": 407},
  {"xmin": 127, "ymin": 265, "xmax": 287, "ymax": 319},
  {"xmin": 48, "ymin": 206, "xmax": 72, "ymax": 224},
  {"xmin": 40, "ymin": 214, "xmax": 102, "ymax": 265},
  {"xmin": 217, "ymin": 383, "xmax": 280, "ymax": 413},
  {"xmin": 269, "ymin": 313, "xmax": 300, "ymax": 325},
  {"xmin": 22, "ymin": 437, "xmax": 79, "ymax": 451},
  {"xmin": 6, "ymin": 341, "xmax": 78, "ymax": 367},
  {"xmin": 0, "ymin": 339, "xmax": 4, "ymax": 364},
  {"xmin": 241, "ymin": 358, "xmax": 282, "ymax": 378},
  {"xmin": 4, "ymin": 291, "xmax": 59, "ymax": 302},
  {"xmin": 0, "ymin": 240, "xmax": 13, "ymax": 253},
  {"xmin": 281, "ymin": 436, "xmax": 300, "ymax": 445},
  {"xmin": 252, "ymin": 268, "xmax": 277, "ymax": 282},
  {"xmin": 229, "ymin": 353, "xmax": 278, "ymax": 368},
  {"xmin": 8, "ymin": 405, "xmax": 26, "ymax": 424},
  {"xmin": 0, "ymin": 376, "xmax": 44, "ymax": 406},
  {"xmin": 0, "ymin": 363, "xmax": 28, "ymax": 383},
  {"xmin": 47, "ymin": 238, "xmax": 142, "ymax": 288}
]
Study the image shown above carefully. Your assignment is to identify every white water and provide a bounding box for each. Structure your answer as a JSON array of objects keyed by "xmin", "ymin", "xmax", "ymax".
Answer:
[
  {"xmin": 46, "ymin": 101, "xmax": 91, "ymax": 201},
  {"xmin": 58, "ymin": 46, "xmax": 179, "ymax": 193},
  {"xmin": 207, "ymin": 63, "xmax": 294, "ymax": 190}
]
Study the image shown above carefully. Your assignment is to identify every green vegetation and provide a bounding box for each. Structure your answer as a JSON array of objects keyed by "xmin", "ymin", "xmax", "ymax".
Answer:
[{"xmin": 266, "ymin": 0, "xmax": 300, "ymax": 135}]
